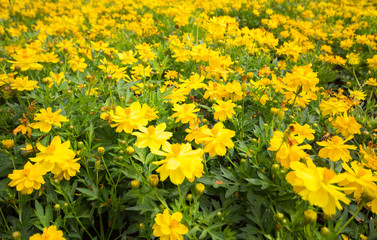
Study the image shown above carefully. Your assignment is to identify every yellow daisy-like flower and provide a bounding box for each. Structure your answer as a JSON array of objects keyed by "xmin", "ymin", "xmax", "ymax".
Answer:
[
  {"xmin": 152, "ymin": 142, "xmax": 203, "ymax": 185},
  {"xmin": 10, "ymin": 76, "xmax": 39, "ymax": 91},
  {"xmin": 201, "ymin": 122, "xmax": 235, "ymax": 157},
  {"xmin": 30, "ymin": 107, "xmax": 69, "ymax": 133},
  {"xmin": 338, "ymin": 161, "xmax": 377, "ymax": 199},
  {"xmin": 268, "ymin": 130, "xmax": 311, "ymax": 169},
  {"xmin": 286, "ymin": 159, "xmax": 350, "ymax": 216},
  {"xmin": 350, "ymin": 90, "xmax": 366, "ymax": 100},
  {"xmin": 365, "ymin": 78, "xmax": 377, "ymax": 86},
  {"xmin": 319, "ymin": 97, "xmax": 350, "ymax": 116},
  {"xmin": 132, "ymin": 123, "xmax": 173, "ymax": 150},
  {"xmin": 29, "ymin": 225, "xmax": 66, "ymax": 240},
  {"xmin": 317, "ymin": 136, "xmax": 357, "ymax": 162},
  {"xmin": 29, "ymin": 136, "xmax": 80, "ymax": 181},
  {"xmin": 213, "ymin": 100, "xmax": 236, "ymax": 122},
  {"xmin": 152, "ymin": 209, "xmax": 188, "ymax": 240},
  {"xmin": 331, "ymin": 113, "xmax": 361, "ymax": 138},
  {"xmin": 8, "ymin": 161, "xmax": 46, "ymax": 194},
  {"xmin": 109, "ymin": 102, "xmax": 149, "ymax": 133},
  {"xmin": 172, "ymin": 103, "xmax": 199, "ymax": 124}
]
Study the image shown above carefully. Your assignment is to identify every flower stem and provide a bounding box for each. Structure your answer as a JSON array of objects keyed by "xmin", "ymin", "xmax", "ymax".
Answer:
[{"xmin": 336, "ymin": 201, "xmax": 364, "ymax": 235}]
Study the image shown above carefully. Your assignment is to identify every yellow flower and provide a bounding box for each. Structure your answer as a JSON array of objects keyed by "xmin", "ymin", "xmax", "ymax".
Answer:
[
  {"xmin": 68, "ymin": 56, "xmax": 87, "ymax": 72},
  {"xmin": 367, "ymin": 55, "xmax": 377, "ymax": 70},
  {"xmin": 30, "ymin": 136, "xmax": 80, "ymax": 180},
  {"xmin": 10, "ymin": 76, "xmax": 39, "ymax": 91},
  {"xmin": 152, "ymin": 209, "xmax": 188, "ymax": 240},
  {"xmin": 152, "ymin": 142, "xmax": 203, "ymax": 185},
  {"xmin": 118, "ymin": 50, "xmax": 137, "ymax": 65},
  {"xmin": 319, "ymin": 97, "xmax": 350, "ymax": 116},
  {"xmin": 132, "ymin": 123, "xmax": 173, "ymax": 149},
  {"xmin": 365, "ymin": 78, "xmax": 377, "ymax": 86},
  {"xmin": 8, "ymin": 161, "xmax": 46, "ymax": 194},
  {"xmin": 109, "ymin": 102, "xmax": 149, "ymax": 133},
  {"xmin": 282, "ymin": 64, "xmax": 319, "ymax": 91},
  {"xmin": 8, "ymin": 48, "xmax": 43, "ymax": 71},
  {"xmin": 317, "ymin": 136, "xmax": 357, "ymax": 162},
  {"xmin": 338, "ymin": 161, "xmax": 377, "ymax": 199},
  {"xmin": 172, "ymin": 103, "xmax": 199, "ymax": 124},
  {"xmin": 290, "ymin": 123, "xmax": 315, "ymax": 142},
  {"xmin": 201, "ymin": 122, "xmax": 235, "ymax": 157},
  {"xmin": 180, "ymin": 73, "xmax": 206, "ymax": 90},
  {"xmin": 268, "ymin": 130, "xmax": 311, "ymax": 169},
  {"xmin": 31, "ymin": 107, "xmax": 68, "ymax": 133},
  {"xmin": 350, "ymin": 90, "xmax": 366, "ymax": 100},
  {"xmin": 331, "ymin": 113, "xmax": 361, "ymax": 138},
  {"xmin": 29, "ymin": 225, "xmax": 65, "ymax": 240},
  {"xmin": 2, "ymin": 139, "xmax": 15, "ymax": 150},
  {"xmin": 213, "ymin": 100, "xmax": 236, "ymax": 122},
  {"xmin": 286, "ymin": 159, "xmax": 350, "ymax": 216}
]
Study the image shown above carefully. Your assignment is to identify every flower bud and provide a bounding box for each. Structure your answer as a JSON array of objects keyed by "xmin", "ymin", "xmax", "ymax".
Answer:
[
  {"xmin": 276, "ymin": 212, "xmax": 284, "ymax": 221},
  {"xmin": 54, "ymin": 204, "xmax": 61, "ymax": 210},
  {"xmin": 11, "ymin": 231, "xmax": 21, "ymax": 240},
  {"xmin": 2, "ymin": 139, "xmax": 14, "ymax": 150},
  {"xmin": 320, "ymin": 227, "xmax": 330, "ymax": 236},
  {"xmin": 77, "ymin": 141, "xmax": 84, "ymax": 148},
  {"xmin": 139, "ymin": 223, "xmax": 145, "ymax": 229},
  {"xmin": 149, "ymin": 174, "xmax": 159, "ymax": 187},
  {"xmin": 186, "ymin": 193, "xmax": 193, "ymax": 202},
  {"xmin": 95, "ymin": 160, "xmax": 101, "ymax": 170},
  {"xmin": 278, "ymin": 109, "xmax": 285, "ymax": 120},
  {"xmin": 97, "ymin": 147, "xmax": 105, "ymax": 155},
  {"xmin": 195, "ymin": 183, "xmax": 205, "ymax": 195},
  {"xmin": 126, "ymin": 146, "xmax": 135, "ymax": 155},
  {"xmin": 304, "ymin": 209, "xmax": 317, "ymax": 224},
  {"xmin": 131, "ymin": 180, "xmax": 140, "ymax": 189}
]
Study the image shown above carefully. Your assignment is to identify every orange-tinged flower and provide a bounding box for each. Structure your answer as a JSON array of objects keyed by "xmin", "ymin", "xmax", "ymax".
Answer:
[
  {"xmin": 201, "ymin": 122, "xmax": 235, "ymax": 157},
  {"xmin": 10, "ymin": 76, "xmax": 39, "ymax": 91},
  {"xmin": 132, "ymin": 123, "xmax": 172, "ymax": 149},
  {"xmin": 286, "ymin": 159, "xmax": 350, "ymax": 216},
  {"xmin": 152, "ymin": 142, "xmax": 203, "ymax": 185},
  {"xmin": 29, "ymin": 225, "xmax": 66, "ymax": 240},
  {"xmin": 331, "ymin": 113, "xmax": 361, "ymax": 138},
  {"xmin": 317, "ymin": 136, "xmax": 357, "ymax": 162},
  {"xmin": 8, "ymin": 161, "xmax": 46, "ymax": 194},
  {"xmin": 152, "ymin": 209, "xmax": 188, "ymax": 240},
  {"xmin": 31, "ymin": 107, "xmax": 68, "ymax": 133}
]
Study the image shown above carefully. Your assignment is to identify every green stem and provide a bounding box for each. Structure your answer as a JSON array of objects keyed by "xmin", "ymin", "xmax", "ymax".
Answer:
[
  {"xmin": 52, "ymin": 181, "xmax": 94, "ymax": 239},
  {"xmin": 336, "ymin": 201, "xmax": 364, "ymax": 235},
  {"xmin": 101, "ymin": 155, "xmax": 115, "ymax": 186},
  {"xmin": 0, "ymin": 207, "xmax": 10, "ymax": 231},
  {"xmin": 352, "ymin": 66, "xmax": 362, "ymax": 89},
  {"xmin": 154, "ymin": 188, "xmax": 169, "ymax": 210}
]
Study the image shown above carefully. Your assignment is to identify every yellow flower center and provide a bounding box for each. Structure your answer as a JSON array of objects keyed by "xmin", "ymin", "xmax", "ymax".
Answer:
[
  {"xmin": 170, "ymin": 219, "xmax": 179, "ymax": 228},
  {"xmin": 46, "ymin": 144, "xmax": 56, "ymax": 153},
  {"xmin": 322, "ymin": 169, "xmax": 335, "ymax": 184}
]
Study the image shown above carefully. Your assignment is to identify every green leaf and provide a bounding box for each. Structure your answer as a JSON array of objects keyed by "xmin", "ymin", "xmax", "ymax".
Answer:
[{"xmin": 76, "ymin": 187, "xmax": 99, "ymax": 201}]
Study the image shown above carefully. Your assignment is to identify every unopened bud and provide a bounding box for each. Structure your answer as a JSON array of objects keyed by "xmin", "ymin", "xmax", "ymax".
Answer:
[
  {"xmin": 195, "ymin": 183, "xmax": 205, "ymax": 195},
  {"xmin": 126, "ymin": 146, "xmax": 135, "ymax": 155},
  {"xmin": 149, "ymin": 174, "xmax": 159, "ymax": 187},
  {"xmin": 97, "ymin": 147, "xmax": 105, "ymax": 155},
  {"xmin": 304, "ymin": 209, "xmax": 317, "ymax": 224},
  {"xmin": 131, "ymin": 180, "xmax": 140, "ymax": 189}
]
